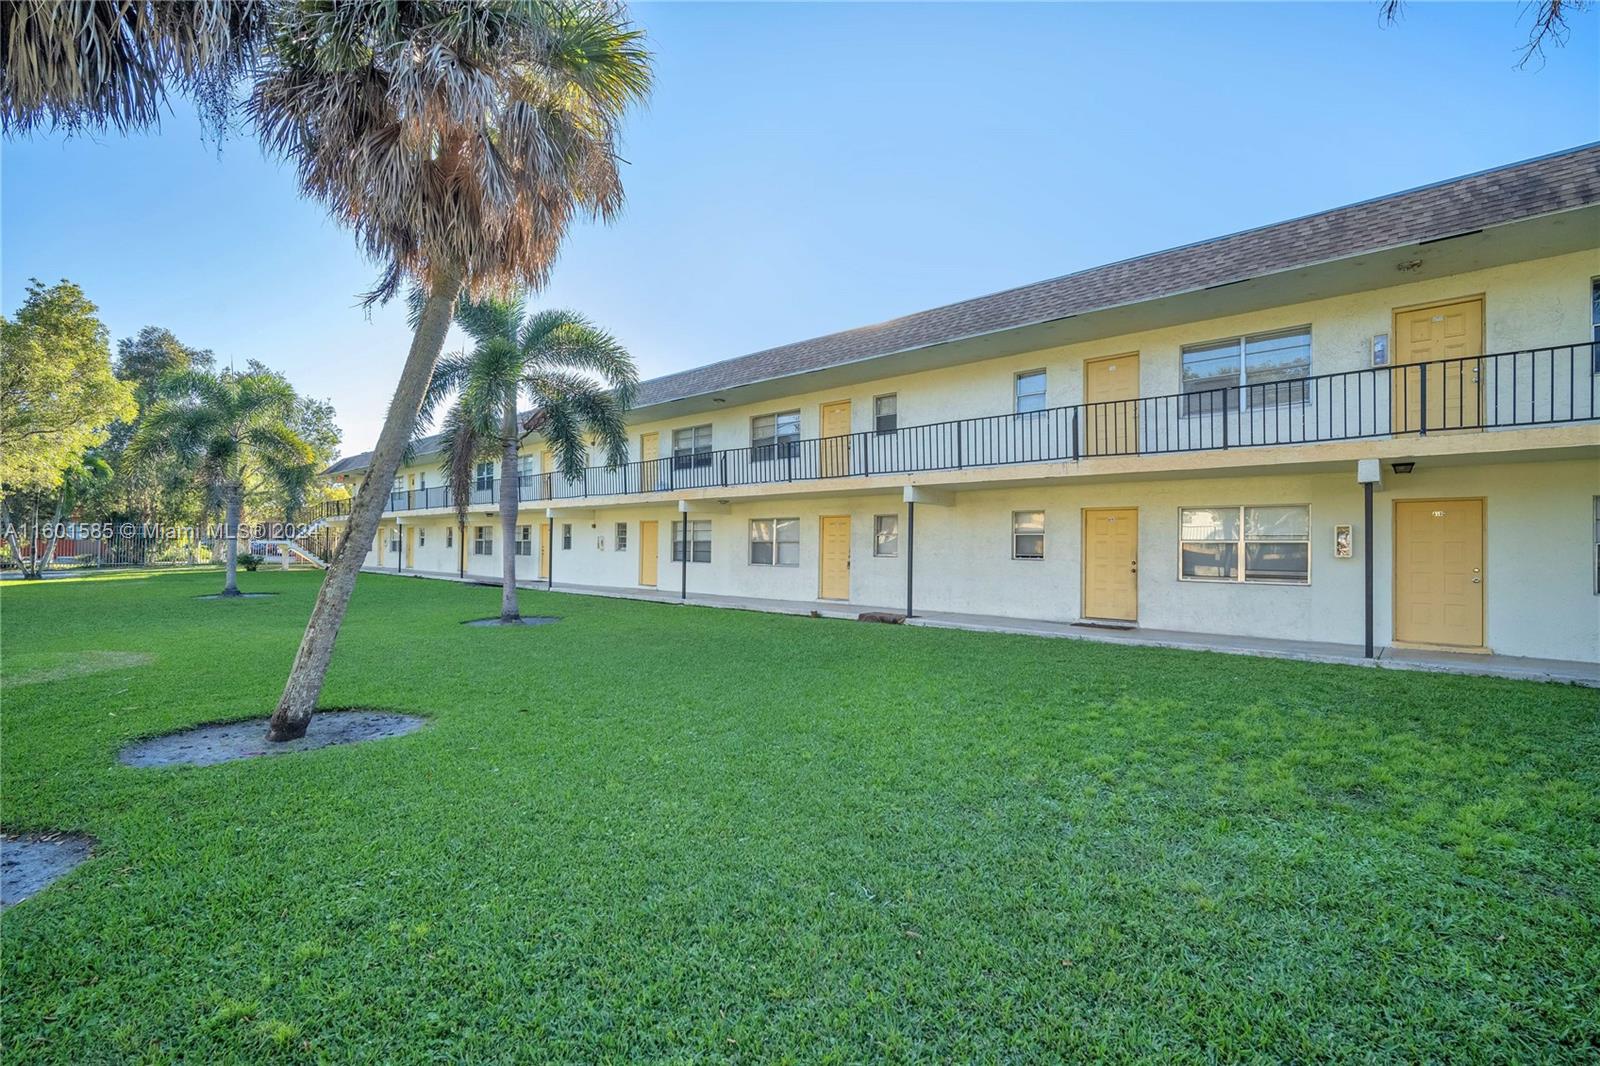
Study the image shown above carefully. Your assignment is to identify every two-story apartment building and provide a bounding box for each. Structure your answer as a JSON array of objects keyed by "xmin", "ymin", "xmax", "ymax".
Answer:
[{"xmin": 327, "ymin": 145, "xmax": 1600, "ymax": 665}]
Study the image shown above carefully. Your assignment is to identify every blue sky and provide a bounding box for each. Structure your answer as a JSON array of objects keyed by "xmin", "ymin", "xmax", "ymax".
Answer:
[{"xmin": 4, "ymin": 2, "xmax": 1596, "ymax": 452}]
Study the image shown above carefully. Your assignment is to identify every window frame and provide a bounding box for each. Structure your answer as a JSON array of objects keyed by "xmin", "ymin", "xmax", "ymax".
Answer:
[
  {"xmin": 750, "ymin": 410, "xmax": 802, "ymax": 463},
  {"xmin": 873, "ymin": 394, "xmax": 898, "ymax": 435},
  {"xmin": 445, "ymin": 526, "xmax": 453, "ymax": 548},
  {"xmin": 1591, "ymin": 277, "xmax": 1599, "ymax": 371},
  {"xmin": 672, "ymin": 424, "xmax": 714, "ymax": 470},
  {"xmin": 474, "ymin": 461, "xmax": 495, "ymax": 491},
  {"xmin": 1014, "ymin": 370, "xmax": 1047, "ymax": 415},
  {"xmin": 472, "ymin": 525, "xmax": 493, "ymax": 556},
  {"xmin": 873, "ymin": 514, "xmax": 899, "ymax": 557},
  {"xmin": 1181, "ymin": 326, "xmax": 1312, "ymax": 415},
  {"xmin": 561, "ymin": 523, "xmax": 572, "ymax": 550},
  {"xmin": 671, "ymin": 519, "xmax": 713, "ymax": 564},
  {"xmin": 515, "ymin": 524, "xmax": 533, "ymax": 557},
  {"xmin": 1178, "ymin": 504, "xmax": 1311, "ymax": 585},
  {"xmin": 1011, "ymin": 510, "xmax": 1045, "ymax": 560},
  {"xmin": 418, "ymin": 527, "xmax": 426, "ymax": 548},
  {"xmin": 748, "ymin": 517, "xmax": 800, "ymax": 567},
  {"xmin": 615, "ymin": 522, "xmax": 628, "ymax": 551}
]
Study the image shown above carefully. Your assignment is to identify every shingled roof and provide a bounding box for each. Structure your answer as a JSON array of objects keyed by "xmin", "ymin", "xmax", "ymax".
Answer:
[{"xmin": 325, "ymin": 143, "xmax": 1600, "ymax": 475}]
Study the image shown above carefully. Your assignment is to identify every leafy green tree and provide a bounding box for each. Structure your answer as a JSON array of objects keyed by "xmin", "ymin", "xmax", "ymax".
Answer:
[
  {"xmin": 420, "ymin": 298, "xmax": 636, "ymax": 623},
  {"xmin": 1, "ymin": 453, "xmax": 112, "ymax": 578},
  {"xmin": 0, "ymin": 279, "xmax": 137, "ymax": 496},
  {"xmin": 132, "ymin": 367, "xmax": 314, "ymax": 596},
  {"xmin": 103, "ymin": 327, "xmax": 219, "ymax": 527},
  {"xmin": 253, "ymin": 1, "xmax": 651, "ymax": 741}
]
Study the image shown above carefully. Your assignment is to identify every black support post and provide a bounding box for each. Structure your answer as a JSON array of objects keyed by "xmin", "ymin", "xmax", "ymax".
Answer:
[
  {"xmin": 547, "ymin": 518, "xmax": 554, "ymax": 590},
  {"xmin": 680, "ymin": 514, "xmax": 688, "ymax": 601},
  {"xmin": 1363, "ymin": 480, "xmax": 1374, "ymax": 659},
  {"xmin": 905, "ymin": 500, "xmax": 916, "ymax": 619}
]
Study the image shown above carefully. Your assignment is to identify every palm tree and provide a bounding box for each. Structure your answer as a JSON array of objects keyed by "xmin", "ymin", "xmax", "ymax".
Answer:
[
  {"xmin": 420, "ymin": 298, "xmax": 637, "ymax": 623},
  {"xmin": 1, "ymin": 1, "xmax": 267, "ymax": 136},
  {"xmin": 132, "ymin": 368, "xmax": 314, "ymax": 596},
  {"xmin": 254, "ymin": 1, "xmax": 650, "ymax": 741}
]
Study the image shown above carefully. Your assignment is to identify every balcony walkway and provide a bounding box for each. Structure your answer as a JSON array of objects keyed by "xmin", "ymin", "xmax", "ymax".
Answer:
[{"xmin": 367, "ymin": 566, "xmax": 1598, "ymax": 686}]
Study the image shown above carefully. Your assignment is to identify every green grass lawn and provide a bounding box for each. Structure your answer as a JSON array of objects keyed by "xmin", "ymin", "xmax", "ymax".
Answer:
[{"xmin": 2, "ymin": 569, "xmax": 1597, "ymax": 1062}]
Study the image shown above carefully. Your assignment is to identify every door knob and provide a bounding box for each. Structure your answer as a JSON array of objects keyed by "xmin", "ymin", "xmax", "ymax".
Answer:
[
  {"xmin": 1472, "ymin": 577, "xmax": 1480, "ymax": 583},
  {"xmin": 1130, "ymin": 560, "xmax": 1138, "ymax": 573}
]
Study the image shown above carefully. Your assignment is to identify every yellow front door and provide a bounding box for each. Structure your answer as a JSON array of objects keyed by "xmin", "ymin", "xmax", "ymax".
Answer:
[
  {"xmin": 404, "ymin": 526, "xmax": 415, "ymax": 569},
  {"xmin": 1082, "ymin": 353, "xmax": 1139, "ymax": 456},
  {"xmin": 1392, "ymin": 297, "xmax": 1483, "ymax": 432},
  {"xmin": 820, "ymin": 401, "xmax": 852, "ymax": 477},
  {"xmin": 1082, "ymin": 508, "xmax": 1138, "ymax": 621},
  {"xmin": 375, "ymin": 526, "xmax": 385, "ymax": 566},
  {"xmin": 638, "ymin": 433, "xmax": 659, "ymax": 492},
  {"xmin": 639, "ymin": 519, "xmax": 659, "ymax": 586},
  {"xmin": 819, "ymin": 515, "xmax": 851, "ymax": 599},
  {"xmin": 537, "ymin": 521, "xmax": 551, "ymax": 580},
  {"xmin": 1394, "ymin": 498, "xmax": 1484, "ymax": 648}
]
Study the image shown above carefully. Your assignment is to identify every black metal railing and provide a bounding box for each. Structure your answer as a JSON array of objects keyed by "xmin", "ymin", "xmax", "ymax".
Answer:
[
  {"xmin": 376, "ymin": 342, "xmax": 1596, "ymax": 513},
  {"xmin": 307, "ymin": 498, "xmax": 351, "ymax": 520}
]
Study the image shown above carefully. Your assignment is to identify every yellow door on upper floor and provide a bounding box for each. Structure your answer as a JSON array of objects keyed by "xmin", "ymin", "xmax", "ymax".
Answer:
[
  {"xmin": 1082, "ymin": 508, "xmax": 1138, "ymax": 622},
  {"xmin": 638, "ymin": 433, "xmax": 659, "ymax": 493},
  {"xmin": 1392, "ymin": 297, "xmax": 1483, "ymax": 432},
  {"xmin": 1394, "ymin": 498, "xmax": 1484, "ymax": 648},
  {"xmin": 639, "ymin": 519, "xmax": 659, "ymax": 586},
  {"xmin": 819, "ymin": 514, "xmax": 851, "ymax": 600},
  {"xmin": 1082, "ymin": 353, "xmax": 1139, "ymax": 456},
  {"xmin": 820, "ymin": 401, "xmax": 852, "ymax": 477}
]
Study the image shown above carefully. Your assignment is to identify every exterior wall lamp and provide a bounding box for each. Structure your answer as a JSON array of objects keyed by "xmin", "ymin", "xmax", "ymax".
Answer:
[{"xmin": 1391, "ymin": 462, "xmax": 1416, "ymax": 474}]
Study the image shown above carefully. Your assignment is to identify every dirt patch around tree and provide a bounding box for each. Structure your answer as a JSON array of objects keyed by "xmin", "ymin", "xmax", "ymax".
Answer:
[
  {"xmin": 119, "ymin": 710, "xmax": 428, "ymax": 768},
  {"xmin": 195, "ymin": 592, "xmax": 279, "ymax": 600},
  {"xmin": 6, "ymin": 650, "xmax": 155, "ymax": 686},
  {"xmin": 1, "ymin": 832, "xmax": 94, "ymax": 908},
  {"xmin": 461, "ymin": 616, "xmax": 561, "ymax": 627}
]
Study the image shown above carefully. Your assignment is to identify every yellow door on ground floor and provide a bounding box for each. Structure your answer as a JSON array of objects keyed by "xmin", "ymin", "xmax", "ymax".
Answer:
[
  {"xmin": 1082, "ymin": 508, "xmax": 1138, "ymax": 621},
  {"xmin": 404, "ymin": 526, "xmax": 415, "ymax": 569},
  {"xmin": 536, "ymin": 521, "xmax": 550, "ymax": 580},
  {"xmin": 1394, "ymin": 498, "xmax": 1484, "ymax": 648},
  {"xmin": 639, "ymin": 520, "xmax": 658, "ymax": 586},
  {"xmin": 375, "ymin": 527, "xmax": 385, "ymax": 567},
  {"xmin": 819, "ymin": 514, "xmax": 851, "ymax": 600}
]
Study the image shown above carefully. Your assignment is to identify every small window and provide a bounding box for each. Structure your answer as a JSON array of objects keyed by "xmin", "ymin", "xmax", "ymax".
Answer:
[
  {"xmin": 517, "ymin": 455, "xmax": 535, "ymax": 480},
  {"xmin": 873, "ymin": 514, "xmax": 899, "ymax": 557},
  {"xmin": 561, "ymin": 523, "xmax": 572, "ymax": 550},
  {"xmin": 1593, "ymin": 496, "xmax": 1600, "ymax": 594},
  {"xmin": 391, "ymin": 476, "xmax": 403, "ymax": 492},
  {"xmin": 418, "ymin": 528, "xmax": 426, "ymax": 547},
  {"xmin": 474, "ymin": 462, "xmax": 495, "ymax": 491},
  {"xmin": 874, "ymin": 395, "xmax": 898, "ymax": 434},
  {"xmin": 1015, "ymin": 371, "xmax": 1047, "ymax": 414},
  {"xmin": 445, "ymin": 527, "xmax": 453, "ymax": 548},
  {"xmin": 672, "ymin": 425, "xmax": 713, "ymax": 469},
  {"xmin": 1180, "ymin": 505, "xmax": 1310, "ymax": 584},
  {"xmin": 1012, "ymin": 511, "xmax": 1044, "ymax": 559},
  {"xmin": 615, "ymin": 522, "xmax": 628, "ymax": 551},
  {"xmin": 516, "ymin": 525, "xmax": 532, "ymax": 556},
  {"xmin": 751, "ymin": 411, "xmax": 801, "ymax": 462},
  {"xmin": 473, "ymin": 526, "xmax": 492, "ymax": 556},
  {"xmin": 672, "ymin": 520, "xmax": 712, "ymax": 563},
  {"xmin": 1591, "ymin": 279, "xmax": 1599, "ymax": 370},
  {"xmin": 749, "ymin": 518, "xmax": 799, "ymax": 566},
  {"xmin": 387, "ymin": 529, "xmax": 400, "ymax": 553}
]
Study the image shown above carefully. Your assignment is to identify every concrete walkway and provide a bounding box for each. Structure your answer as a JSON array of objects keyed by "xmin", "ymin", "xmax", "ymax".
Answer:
[{"xmin": 368, "ymin": 566, "xmax": 1599, "ymax": 686}]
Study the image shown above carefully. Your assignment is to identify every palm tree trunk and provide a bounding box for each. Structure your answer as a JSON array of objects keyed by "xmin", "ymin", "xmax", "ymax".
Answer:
[
  {"xmin": 266, "ymin": 270, "xmax": 462, "ymax": 742},
  {"xmin": 222, "ymin": 484, "xmax": 243, "ymax": 594},
  {"xmin": 499, "ymin": 384, "xmax": 521, "ymax": 622}
]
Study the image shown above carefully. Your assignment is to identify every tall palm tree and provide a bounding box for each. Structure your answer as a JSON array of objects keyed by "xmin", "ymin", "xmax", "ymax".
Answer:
[
  {"xmin": 253, "ymin": 1, "xmax": 650, "ymax": 741},
  {"xmin": 1, "ymin": 1, "xmax": 267, "ymax": 136},
  {"xmin": 420, "ymin": 297, "xmax": 636, "ymax": 623},
  {"xmin": 132, "ymin": 368, "xmax": 313, "ymax": 596}
]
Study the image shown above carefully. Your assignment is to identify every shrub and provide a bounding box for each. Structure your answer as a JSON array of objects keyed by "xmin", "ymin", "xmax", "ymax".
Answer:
[{"xmin": 238, "ymin": 553, "xmax": 263, "ymax": 572}]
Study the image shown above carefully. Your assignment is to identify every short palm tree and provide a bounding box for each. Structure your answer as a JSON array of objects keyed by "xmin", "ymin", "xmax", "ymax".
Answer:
[
  {"xmin": 132, "ymin": 368, "xmax": 313, "ymax": 596},
  {"xmin": 252, "ymin": 1, "xmax": 651, "ymax": 741},
  {"xmin": 420, "ymin": 297, "xmax": 637, "ymax": 622}
]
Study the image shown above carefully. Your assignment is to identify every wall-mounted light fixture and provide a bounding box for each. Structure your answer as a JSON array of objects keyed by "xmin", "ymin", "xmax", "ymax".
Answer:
[{"xmin": 1391, "ymin": 462, "xmax": 1415, "ymax": 474}]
